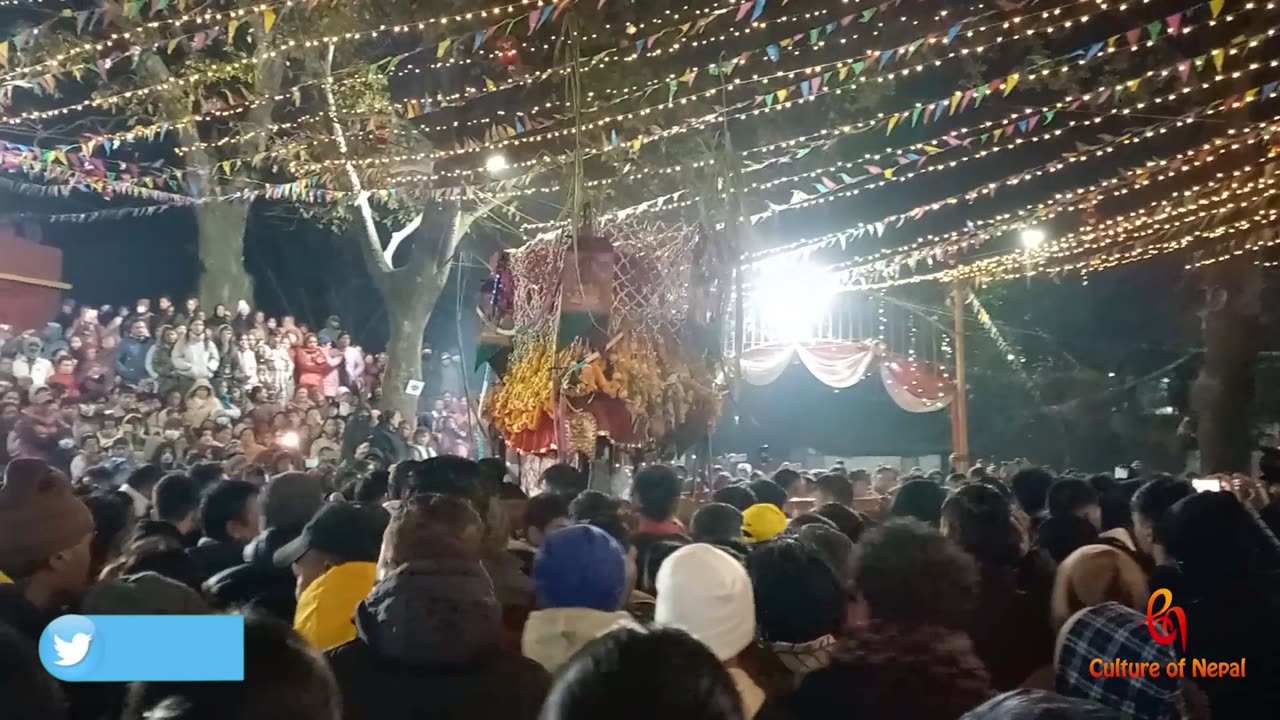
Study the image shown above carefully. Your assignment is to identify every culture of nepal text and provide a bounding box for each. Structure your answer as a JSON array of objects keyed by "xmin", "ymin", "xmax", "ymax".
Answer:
[{"xmin": 1089, "ymin": 658, "xmax": 1245, "ymax": 679}]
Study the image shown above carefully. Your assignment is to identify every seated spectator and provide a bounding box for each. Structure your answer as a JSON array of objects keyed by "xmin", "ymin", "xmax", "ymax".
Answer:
[
  {"xmin": 136, "ymin": 472, "xmax": 201, "ymax": 546},
  {"xmin": 656, "ymin": 543, "xmax": 786, "ymax": 720},
  {"xmin": 187, "ymin": 479, "xmax": 261, "ymax": 583},
  {"xmin": 813, "ymin": 473, "xmax": 854, "ymax": 507},
  {"xmin": 325, "ymin": 494, "xmax": 550, "ymax": 720},
  {"xmin": 747, "ymin": 478, "xmax": 789, "ymax": 512},
  {"xmin": 690, "ymin": 502, "xmax": 748, "ymax": 558},
  {"xmin": 745, "ymin": 539, "xmax": 845, "ymax": 686},
  {"xmin": 0, "ymin": 459, "xmax": 95, "ymax": 640},
  {"xmin": 540, "ymin": 626, "xmax": 744, "ymax": 720},
  {"xmin": 275, "ymin": 502, "xmax": 389, "ymax": 651},
  {"xmin": 122, "ymin": 614, "xmax": 341, "ymax": 720},
  {"xmin": 888, "ymin": 478, "xmax": 948, "ymax": 527},
  {"xmin": 523, "ymin": 524, "xmax": 631, "ymax": 672},
  {"xmin": 712, "ymin": 484, "xmax": 757, "ymax": 512},
  {"xmin": 788, "ymin": 520, "xmax": 991, "ymax": 720},
  {"xmin": 742, "ymin": 503, "xmax": 788, "ymax": 545}
]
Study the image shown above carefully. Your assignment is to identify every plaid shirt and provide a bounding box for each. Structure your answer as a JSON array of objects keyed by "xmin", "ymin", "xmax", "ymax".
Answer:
[{"xmin": 1056, "ymin": 602, "xmax": 1186, "ymax": 720}]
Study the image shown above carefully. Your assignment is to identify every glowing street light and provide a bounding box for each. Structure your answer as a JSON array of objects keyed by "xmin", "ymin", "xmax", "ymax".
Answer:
[
  {"xmin": 751, "ymin": 260, "xmax": 839, "ymax": 342},
  {"xmin": 1020, "ymin": 227, "xmax": 1047, "ymax": 250},
  {"xmin": 485, "ymin": 154, "xmax": 509, "ymax": 173}
]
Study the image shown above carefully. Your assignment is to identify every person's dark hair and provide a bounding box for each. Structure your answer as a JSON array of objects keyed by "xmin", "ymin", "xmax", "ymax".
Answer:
[
  {"xmin": 1131, "ymin": 474, "xmax": 1195, "ymax": 546},
  {"xmin": 353, "ymin": 471, "xmax": 389, "ymax": 504},
  {"xmin": 122, "ymin": 613, "xmax": 339, "ymax": 720},
  {"xmin": 541, "ymin": 625, "xmax": 743, "ymax": 720},
  {"xmin": 406, "ymin": 456, "xmax": 486, "ymax": 516},
  {"xmin": 771, "ymin": 468, "xmax": 802, "ymax": 495},
  {"xmin": 188, "ymin": 461, "xmax": 225, "ymax": 491},
  {"xmin": 541, "ymin": 463, "xmax": 587, "ymax": 499},
  {"xmin": 947, "ymin": 472, "xmax": 968, "ymax": 487},
  {"xmin": 476, "ymin": 457, "xmax": 510, "ymax": 497},
  {"xmin": 745, "ymin": 539, "xmax": 845, "ymax": 644},
  {"xmin": 1163, "ymin": 491, "xmax": 1280, "ymax": 589},
  {"xmin": 1009, "ymin": 468, "xmax": 1055, "ymax": 515},
  {"xmin": 153, "ymin": 473, "xmax": 200, "ymax": 526},
  {"xmin": 814, "ymin": 502, "xmax": 865, "ymax": 543},
  {"xmin": 711, "ymin": 484, "xmax": 756, "ymax": 512},
  {"xmin": 940, "ymin": 484, "xmax": 1020, "ymax": 568},
  {"xmin": 632, "ymin": 465, "xmax": 683, "ymax": 522},
  {"xmin": 1034, "ymin": 515, "xmax": 1100, "ymax": 563},
  {"xmin": 125, "ymin": 463, "xmax": 164, "ymax": 494},
  {"xmin": 0, "ymin": 622, "xmax": 67, "ymax": 720},
  {"xmin": 199, "ymin": 479, "xmax": 260, "ymax": 544},
  {"xmin": 816, "ymin": 472, "xmax": 854, "ymax": 505},
  {"xmin": 746, "ymin": 478, "xmax": 788, "ymax": 511},
  {"xmin": 1046, "ymin": 478, "xmax": 1100, "ymax": 519},
  {"xmin": 83, "ymin": 464, "xmax": 117, "ymax": 489},
  {"xmin": 387, "ymin": 460, "xmax": 420, "ymax": 501},
  {"xmin": 889, "ymin": 479, "xmax": 948, "ymax": 527},
  {"xmin": 524, "ymin": 492, "xmax": 571, "ymax": 533},
  {"xmin": 568, "ymin": 491, "xmax": 631, "ymax": 550},
  {"xmin": 150, "ymin": 442, "xmax": 179, "ymax": 467},
  {"xmin": 854, "ymin": 519, "xmax": 978, "ymax": 629},
  {"xmin": 788, "ymin": 513, "xmax": 837, "ymax": 532},
  {"xmin": 103, "ymin": 537, "xmax": 203, "ymax": 590},
  {"xmin": 84, "ymin": 491, "xmax": 134, "ymax": 580},
  {"xmin": 690, "ymin": 503, "xmax": 743, "ymax": 544}
]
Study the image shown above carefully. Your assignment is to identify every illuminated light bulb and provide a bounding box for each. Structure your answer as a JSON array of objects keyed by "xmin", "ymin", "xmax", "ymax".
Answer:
[
  {"xmin": 1020, "ymin": 228, "xmax": 1048, "ymax": 249},
  {"xmin": 485, "ymin": 154, "xmax": 509, "ymax": 173}
]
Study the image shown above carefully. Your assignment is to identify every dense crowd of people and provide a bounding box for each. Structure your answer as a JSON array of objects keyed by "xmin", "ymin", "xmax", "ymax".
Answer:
[
  {"xmin": 3, "ymin": 435, "xmax": 1280, "ymax": 720},
  {"xmin": 1, "ymin": 296, "xmax": 478, "ymax": 481}
]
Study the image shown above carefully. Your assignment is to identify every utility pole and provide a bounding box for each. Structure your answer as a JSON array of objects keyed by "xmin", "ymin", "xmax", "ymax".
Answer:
[{"xmin": 950, "ymin": 279, "xmax": 971, "ymax": 472}]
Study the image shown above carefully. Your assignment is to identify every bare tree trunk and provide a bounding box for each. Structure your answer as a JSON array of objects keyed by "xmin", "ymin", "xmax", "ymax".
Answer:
[
  {"xmin": 381, "ymin": 276, "xmax": 446, "ymax": 422},
  {"xmin": 195, "ymin": 201, "xmax": 254, "ymax": 307},
  {"xmin": 1192, "ymin": 256, "xmax": 1262, "ymax": 473}
]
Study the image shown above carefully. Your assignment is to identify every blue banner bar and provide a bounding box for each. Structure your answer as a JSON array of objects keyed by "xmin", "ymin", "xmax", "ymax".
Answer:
[{"xmin": 39, "ymin": 614, "xmax": 244, "ymax": 682}]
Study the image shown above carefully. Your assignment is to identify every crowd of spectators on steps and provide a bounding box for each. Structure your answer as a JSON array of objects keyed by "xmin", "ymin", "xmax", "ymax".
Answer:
[{"xmin": 1, "ymin": 295, "xmax": 479, "ymax": 483}]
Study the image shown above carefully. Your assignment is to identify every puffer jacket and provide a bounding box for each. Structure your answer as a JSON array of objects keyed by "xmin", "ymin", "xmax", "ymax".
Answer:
[
  {"xmin": 325, "ymin": 559, "xmax": 550, "ymax": 720},
  {"xmin": 115, "ymin": 335, "xmax": 153, "ymax": 384},
  {"xmin": 521, "ymin": 607, "xmax": 632, "ymax": 672},
  {"xmin": 171, "ymin": 336, "xmax": 220, "ymax": 380},
  {"xmin": 294, "ymin": 561, "xmax": 377, "ymax": 651}
]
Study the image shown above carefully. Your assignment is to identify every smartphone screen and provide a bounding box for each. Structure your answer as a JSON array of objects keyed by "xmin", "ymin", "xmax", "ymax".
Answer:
[
  {"xmin": 1192, "ymin": 479, "xmax": 1219, "ymax": 493},
  {"xmin": 1114, "ymin": 466, "xmax": 1130, "ymax": 480}
]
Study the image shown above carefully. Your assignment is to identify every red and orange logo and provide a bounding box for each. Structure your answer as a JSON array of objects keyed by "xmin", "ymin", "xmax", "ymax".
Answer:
[{"xmin": 1145, "ymin": 588, "xmax": 1187, "ymax": 653}]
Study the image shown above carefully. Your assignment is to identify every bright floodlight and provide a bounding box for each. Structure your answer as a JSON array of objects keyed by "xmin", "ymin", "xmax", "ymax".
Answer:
[
  {"xmin": 485, "ymin": 154, "xmax": 509, "ymax": 173},
  {"xmin": 1020, "ymin": 227, "xmax": 1047, "ymax": 250},
  {"xmin": 752, "ymin": 260, "xmax": 839, "ymax": 342}
]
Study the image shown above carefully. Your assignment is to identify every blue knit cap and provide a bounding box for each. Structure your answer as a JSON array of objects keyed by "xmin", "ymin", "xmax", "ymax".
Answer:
[{"xmin": 533, "ymin": 523, "xmax": 627, "ymax": 611}]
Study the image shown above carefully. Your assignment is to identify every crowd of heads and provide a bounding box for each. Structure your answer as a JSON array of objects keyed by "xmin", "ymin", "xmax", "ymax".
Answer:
[
  {"xmin": 4, "ymin": 424, "xmax": 1280, "ymax": 720},
  {"xmin": 1, "ymin": 296, "xmax": 479, "ymax": 488}
]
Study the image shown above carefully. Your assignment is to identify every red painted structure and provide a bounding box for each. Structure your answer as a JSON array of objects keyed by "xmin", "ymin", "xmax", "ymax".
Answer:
[{"xmin": 0, "ymin": 227, "xmax": 68, "ymax": 330}]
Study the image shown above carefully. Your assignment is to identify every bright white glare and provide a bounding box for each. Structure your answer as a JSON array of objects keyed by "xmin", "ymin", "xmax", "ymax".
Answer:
[
  {"xmin": 485, "ymin": 154, "xmax": 509, "ymax": 173},
  {"xmin": 1020, "ymin": 227, "xmax": 1047, "ymax": 250},
  {"xmin": 751, "ymin": 260, "xmax": 839, "ymax": 342}
]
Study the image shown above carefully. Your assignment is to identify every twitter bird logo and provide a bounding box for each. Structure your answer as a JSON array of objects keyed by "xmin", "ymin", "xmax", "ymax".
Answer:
[
  {"xmin": 40, "ymin": 615, "xmax": 98, "ymax": 680},
  {"xmin": 53, "ymin": 631, "xmax": 92, "ymax": 666}
]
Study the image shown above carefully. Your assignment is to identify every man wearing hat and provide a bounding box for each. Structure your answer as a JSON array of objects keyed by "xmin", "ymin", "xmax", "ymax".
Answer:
[
  {"xmin": 0, "ymin": 459, "xmax": 95, "ymax": 641},
  {"xmin": 275, "ymin": 501, "xmax": 389, "ymax": 651}
]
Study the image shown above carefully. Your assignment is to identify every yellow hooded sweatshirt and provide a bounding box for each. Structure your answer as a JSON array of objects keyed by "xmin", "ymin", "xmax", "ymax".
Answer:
[{"xmin": 293, "ymin": 561, "xmax": 377, "ymax": 651}]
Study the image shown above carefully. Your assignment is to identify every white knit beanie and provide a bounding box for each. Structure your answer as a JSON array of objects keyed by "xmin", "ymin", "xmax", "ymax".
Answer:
[{"xmin": 654, "ymin": 543, "xmax": 756, "ymax": 661}]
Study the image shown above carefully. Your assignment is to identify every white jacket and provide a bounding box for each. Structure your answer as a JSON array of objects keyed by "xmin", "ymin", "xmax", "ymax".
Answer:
[
  {"xmin": 171, "ymin": 337, "xmax": 220, "ymax": 380},
  {"xmin": 236, "ymin": 348, "xmax": 259, "ymax": 386},
  {"xmin": 521, "ymin": 607, "xmax": 632, "ymax": 672},
  {"xmin": 12, "ymin": 356, "xmax": 54, "ymax": 387}
]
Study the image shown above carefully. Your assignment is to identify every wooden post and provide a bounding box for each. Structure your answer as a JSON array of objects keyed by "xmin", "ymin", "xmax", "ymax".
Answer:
[{"xmin": 951, "ymin": 279, "xmax": 971, "ymax": 473}]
